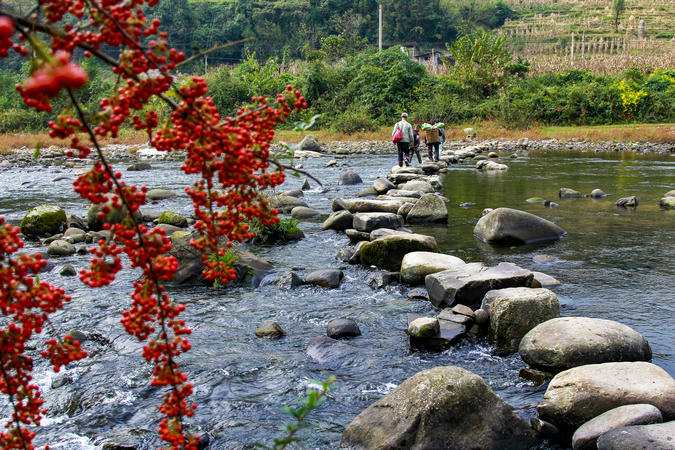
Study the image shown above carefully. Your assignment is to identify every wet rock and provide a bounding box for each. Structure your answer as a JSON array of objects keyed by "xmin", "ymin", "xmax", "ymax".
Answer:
[
  {"xmin": 519, "ymin": 367, "xmax": 549, "ymax": 385},
  {"xmin": 146, "ymin": 189, "xmax": 175, "ymax": 201},
  {"xmin": 155, "ymin": 223, "xmax": 182, "ymax": 236},
  {"xmin": 44, "ymin": 234, "xmax": 63, "ymax": 245},
  {"xmin": 255, "ymin": 320, "xmax": 285, "ymax": 338},
  {"xmin": 425, "ymin": 262, "xmax": 533, "ymax": 309},
  {"xmin": 537, "ymin": 362, "xmax": 675, "ymax": 432},
  {"xmin": 407, "ymin": 317, "xmax": 440, "ymax": 337},
  {"xmin": 304, "ymin": 269, "xmax": 343, "ymax": 289},
  {"xmin": 63, "ymin": 227, "xmax": 86, "ymax": 243},
  {"xmin": 346, "ymin": 198, "xmax": 407, "ymax": 214},
  {"xmin": 543, "ymin": 200, "xmax": 559, "ymax": 207},
  {"xmin": 596, "ymin": 421, "xmax": 675, "ymax": 450},
  {"xmin": 665, "ymin": 190, "xmax": 675, "ymax": 198},
  {"xmin": 282, "ymin": 189, "xmax": 303, "ymax": 198},
  {"xmin": 47, "ymin": 239, "xmax": 75, "ymax": 257},
  {"xmin": 519, "ymin": 317, "xmax": 652, "ymax": 372},
  {"xmin": 20, "ymin": 205, "xmax": 67, "ymax": 237},
  {"xmin": 298, "ymin": 134, "xmax": 321, "ymax": 152},
  {"xmin": 301, "ymin": 178, "xmax": 311, "ymax": 190},
  {"xmin": 360, "ymin": 232, "xmax": 438, "ymax": 271},
  {"xmin": 127, "ymin": 162, "xmax": 152, "ymax": 171},
  {"xmin": 365, "ymin": 271, "xmax": 399, "ymax": 289},
  {"xmin": 344, "ymin": 229, "xmax": 369, "ymax": 243},
  {"xmin": 481, "ymin": 208, "xmax": 493, "ymax": 216},
  {"xmin": 336, "ymin": 247, "xmax": 355, "ymax": 262},
  {"xmin": 407, "ymin": 288, "xmax": 429, "ymax": 301},
  {"xmin": 260, "ymin": 271, "xmax": 302, "ymax": 290},
  {"xmin": 590, "ymin": 188, "xmax": 607, "ymax": 198},
  {"xmin": 474, "ymin": 308, "xmax": 489, "ymax": 325},
  {"xmin": 530, "ymin": 418, "xmax": 559, "ymax": 437},
  {"xmin": 321, "ymin": 210, "xmax": 353, "ymax": 231},
  {"xmin": 481, "ymin": 287, "xmax": 560, "ymax": 353},
  {"xmin": 60, "ymin": 264, "xmax": 77, "ymax": 276},
  {"xmin": 560, "ymin": 188, "xmax": 584, "ymax": 198},
  {"xmin": 373, "ymin": 177, "xmax": 396, "ymax": 194},
  {"xmin": 268, "ymin": 194, "xmax": 308, "ymax": 213},
  {"xmin": 532, "ymin": 271, "xmax": 561, "ymax": 287},
  {"xmin": 400, "ymin": 251, "xmax": 465, "ymax": 285},
  {"xmin": 370, "ymin": 227, "xmax": 411, "ymax": 240},
  {"xmin": 659, "ymin": 197, "xmax": 675, "ymax": 209},
  {"xmin": 399, "ymin": 179, "xmax": 434, "ymax": 193},
  {"xmin": 87, "ymin": 194, "xmax": 142, "ymax": 231},
  {"xmin": 67, "ymin": 214, "xmax": 87, "ymax": 231},
  {"xmin": 327, "ymin": 319, "xmax": 361, "ymax": 339},
  {"xmin": 353, "ymin": 212, "xmax": 404, "ymax": 232},
  {"xmin": 473, "ymin": 207, "xmax": 566, "ymax": 244},
  {"xmin": 615, "ymin": 196, "xmax": 638, "ymax": 207},
  {"xmin": 306, "ymin": 336, "xmax": 355, "ymax": 364},
  {"xmin": 290, "ymin": 206, "xmax": 319, "ymax": 219},
  {"xmin": 386, "ymin": 189, "xmax": 422, "ymax": 199},
  {"xmin": 533, "ymin": 254, "xmax": 558, "ymax": 264},
  {"xmin": 406, "ymin": 193, "xmax": 448, "ymax": 223},
  {"xmin": 158, "ymin": 211, "xmax": 188, "ymax": 228},
  {"xmin": 407, "ymin": 314, "xmax": 466, "ymax": 350},
  {"xmin": 476, "ymin": 159, "xmax": 508, "ymax": 171},
  {"xmin": 572, "ymin": 404, "xmax": 663, "ymax": 450},
  {"xmin": 331, "ymin": 197, "xmax": 349, "ymax": 211},
  {"xmin": 396, "ymin": 202, "xmax": 414, "ymax": 218},
  {"xmin": 325, "ymin": 159, "xmax": 337, "ymax": 167},
  {"xmin": 139, "ymin": 208, "xmax": 161, "ymax": 222},
  {"xmin": 341, "ymin": 366, "xmax": 535, "ymax": 449},
  {"xmin": 339, "ymin": 170, "xmax": 363, "ymax": 185},
  {"xmin": 437, "ymin": 309, "xmax": 472, "ymax": 325},
  {"xmin": 451, "ymin": 304, "xmax": 474, "ymax": 318},
  {"xmin": 356, "ymin": 187, "xmax": 377, "ymax": 197}
]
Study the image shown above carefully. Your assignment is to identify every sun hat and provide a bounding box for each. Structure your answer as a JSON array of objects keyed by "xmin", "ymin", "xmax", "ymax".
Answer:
[{"xmin": 401, "ymin": 112, "xmax": 408, "ymax": 118}]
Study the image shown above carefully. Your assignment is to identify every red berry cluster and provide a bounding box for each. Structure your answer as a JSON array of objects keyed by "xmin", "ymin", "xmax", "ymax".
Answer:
[
  {"xmin": 0, "ymin": 219, "xmax": 87, "ymax": 449},
  {"xmin": 0, "ymin": 0, "xmax": 308, "ymax": 446}
]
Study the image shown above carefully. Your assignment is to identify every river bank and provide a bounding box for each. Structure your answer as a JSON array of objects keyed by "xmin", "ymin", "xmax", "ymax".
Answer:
[{"xmin": 0, "ymin": 136, "xmax": 673, "ymax": 169}]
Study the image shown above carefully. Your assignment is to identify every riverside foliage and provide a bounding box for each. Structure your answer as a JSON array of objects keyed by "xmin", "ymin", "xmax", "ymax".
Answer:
[{"xmin": 0, "ymin": 0, "xmax": 308, "ymax": 447}]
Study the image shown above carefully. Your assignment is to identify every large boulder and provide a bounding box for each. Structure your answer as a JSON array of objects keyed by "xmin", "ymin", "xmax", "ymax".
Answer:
[
  {"xmin": 360, "ymin": 232, "xmax": 438, "ymax": 271},
  {"xmin": 425, "ymin": 262, "xmax": 533, "ymax": 309},
  {"xmin": 341, "ymin": 366, "xmax": 535, "ymax": 449},
  {"xmin": 481, "ymin": 287, "xmax": 560, "ymax": 353},
  {"xmin": 473, "ymin": 208, "xmax": 566, "ymax": 244},
  {"xmin": 321, "ymin": 210, "xmax": 353, "ymax": 231},
  {"xmin": 519, "ymin": 317, "xmax": 652, "ymax": 372},
  {"xmin": 572, "ymin": 404, "xmax": 663, "ymax": 450},
  {"xmin": 352, "ymin": 212, "xmax": 404, "ymax": 232},
  {"xmin": 20, "ymin": 205, "xmax": 67, "ymax": 237},
  {"xmin": 537, "ymin": 362, "xmax": 675, "ymax": 432},
  {"xmin": 339, "ymin": 170, "xmax": 363, "ymax": 185},
  {"xmin": 400, "ymin": 252, "xmax": 465, "ymax": 285},
  {"xmin": 405, "ymin": 193, "xmax": 448, "ymax": 223},
  {"xmin": 345, "ymin": 198, "xmax": 407, "ymax": 214},
  {"xmin": 596, "ymin": 421, "xmax": 675, "ymax": 450},
  {"xmin": 298, "ymin": 134, "xmax": 321, "ymax": 152}
]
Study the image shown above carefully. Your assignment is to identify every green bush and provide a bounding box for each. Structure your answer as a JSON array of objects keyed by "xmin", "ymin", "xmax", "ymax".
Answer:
[{"xmin": 329, "ymin": 105, "xmax": 381, "ymax": 134}]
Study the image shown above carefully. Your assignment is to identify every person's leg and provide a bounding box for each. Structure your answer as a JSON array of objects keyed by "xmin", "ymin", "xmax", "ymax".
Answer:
[
  {"xmin": 397, "ymin": 142, "xmax": 404, "ymax": 166},
  {"xmin": 435, "ymin": 143, "xmax": 441, "ymax": 161},
  {"xmin": 414, "ymin": 148, "xmax": 422, "ymax": 164},
  {"xmin": 426, "ymin": 145, "xmax": 433, "ymax": 160},
  {"xmin": 403, "ymin": 142, "xmax": 411, "ymax": 166}
]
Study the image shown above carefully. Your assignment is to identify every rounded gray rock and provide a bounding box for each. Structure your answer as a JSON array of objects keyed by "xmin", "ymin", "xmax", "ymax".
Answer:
[
  {"xmin": 47, "ymin": 239, "xmax": 75, "ymax": 257},
  {"xmin": 339, "ymin": 170, "xmax": 363, "ymax": 185},
  {"xmin": 327, "ymin": 319, "xmax": 361, "ymax": 339},
  {"xmin": 572, "ymin": 404, "xmax": 663, "ymax": 450},
  {"xmin": 519, "ymin": 317, "xmax": 652, "ymax": 372},
  {"xmin": 255, "ymin": 320, "xmax": 285, "ymax": 338},
  {"xmin": 473, "ymin": 208, "xmax": 566, "ymax": 244}
]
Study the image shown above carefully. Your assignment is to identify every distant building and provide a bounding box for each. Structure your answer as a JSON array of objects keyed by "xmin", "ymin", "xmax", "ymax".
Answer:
[{"xmin": 394, "ymin": 42, "xmax": 454, "ymax": 68}]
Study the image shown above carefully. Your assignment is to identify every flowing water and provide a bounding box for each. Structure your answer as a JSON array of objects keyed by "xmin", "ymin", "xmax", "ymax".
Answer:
[{"xmin": 0, "ymin": 149, "xmax": 673, "ymax": 449}]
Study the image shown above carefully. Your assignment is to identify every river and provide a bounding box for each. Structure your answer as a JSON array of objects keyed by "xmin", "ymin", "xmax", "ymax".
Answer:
[{"xmin": 0, "ymin": 148, "xmax": 673, "ymax": 448}]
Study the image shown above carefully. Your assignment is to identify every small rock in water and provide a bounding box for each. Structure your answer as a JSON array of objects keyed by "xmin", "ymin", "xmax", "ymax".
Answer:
[
  {"xmin": 255, "ymin": 320, "xmax": 285, "ymax": 338},
  {"xmin": 327, "ymin": 319, "xmax": 361, "ymax": 339},
  {"xmin": 590, "ymin": 188, "xmax": 607, "ymax": 198},
  {"xmin": 407, "ymin": 318, "xmax": 440, "ymax": 338},
  {"xmin": 543, "ymin": 200, "xmax": 559, "ymax": 207},
  {"xmin": 615, "ymin": 196, "xmax": 638, "ymax": 208},
  {"xmin": 60, "ymin": 264, "xmax": 77, "ymax": 276},
  {"xmin": 325, "ymin": 160, "xmax": 337, "ymax": 167},
  {"xmin": 519, "ymin": 367, "xmax": 549, "ymax": 386},
  {"xmin": 459, "ymin": 202, "xmax": 476, "ymax": 207},
  {"xmin": 407, "ymin": 288, "xmax": 429, "ymax": 301},
  {"xmin": 533, "ymin": 254, "xmax": 557, "ymax": 264},
  {"xmin": 301, "ymin": 178, "xmax": 310, "ymax": 190}
]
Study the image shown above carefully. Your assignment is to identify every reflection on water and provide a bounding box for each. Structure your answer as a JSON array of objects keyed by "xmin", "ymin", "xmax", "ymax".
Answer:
[{"xmin": 0, "ymin": 149, "xmax": 673, "ymax": 448}]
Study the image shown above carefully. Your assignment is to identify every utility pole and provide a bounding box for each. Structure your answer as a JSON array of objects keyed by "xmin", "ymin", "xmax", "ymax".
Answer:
[{"xmin": 378, "ymin": 3, "xmax": 383, "ymax": 51}]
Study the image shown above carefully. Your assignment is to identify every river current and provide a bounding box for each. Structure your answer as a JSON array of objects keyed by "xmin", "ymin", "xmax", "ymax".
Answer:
[{"xmin": 0, "ymin": 148, "xmax": 673, "ymax": 448}]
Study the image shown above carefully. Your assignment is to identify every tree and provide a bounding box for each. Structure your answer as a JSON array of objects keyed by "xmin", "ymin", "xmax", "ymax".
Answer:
[
  {"xmin": 612, "ymin": 0, "xmax": 626, "ymax": 33},
  {"xmin": 450, "ymin": 29, "xmax": 512, "ymax": 96},
  {"xmin": 0, "ymin": 2, "xmax": 308, "ymax": 448}
]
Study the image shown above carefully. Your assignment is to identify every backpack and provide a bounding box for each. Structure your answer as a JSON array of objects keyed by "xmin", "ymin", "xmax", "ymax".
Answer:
[
  {"xmin": 426, "ymin": 128, "xmax": 439, "ymax": 143},
  {"xmin": 392, "ymin": 125, "xmax": 403, "ymax": 143}
]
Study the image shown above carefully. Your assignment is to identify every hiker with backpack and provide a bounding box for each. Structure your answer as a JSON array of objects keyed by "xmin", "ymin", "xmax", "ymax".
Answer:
[
  {"xmin": 423, "ymin": 120, "xmax": 442, "ymax": 162},
  {"xmin": 392, "ymin": 112, "xmax": 415, "ymax": 167}
]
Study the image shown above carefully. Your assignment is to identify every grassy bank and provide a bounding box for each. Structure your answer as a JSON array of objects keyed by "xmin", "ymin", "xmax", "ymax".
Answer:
[
  {"xmin": 0, "ymin": 123, "xmax": 672, "ymax": 153},
  {"xmin": 274, "ymin": 122, "xmax": 675, "ymax": 144}
]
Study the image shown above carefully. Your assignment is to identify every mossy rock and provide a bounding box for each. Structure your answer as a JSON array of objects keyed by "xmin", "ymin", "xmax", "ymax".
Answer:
[
  {"xmin": 360, "ymin": 233, "xmax": 438, "ymax": 271},
  {"xmin": 87, "ymin": 194, "xmax": 143, "ymax": 231},
  {"xmin": 20, "ymin": 205, "xmax": 67, "ymax": 237},
  {"xmin": 158, "ymin": 211, "xmax": 188, "ymax": 228}
]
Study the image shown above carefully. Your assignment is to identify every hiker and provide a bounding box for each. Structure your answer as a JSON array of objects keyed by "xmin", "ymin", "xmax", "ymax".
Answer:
[
  {"xmin": 392, "ymin": 112, "xmax": 414, "ymax": 167},
  {"xmin": 424, "ymin": 120, "xmax": 441, "ymax": 162},
  {"xmin": 437, "ymin": 119, "xmax": 446, "ymax": 158},
  {"xmin": 411, "ymin": 124, "xmax": 423, "ymax": 165}
]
